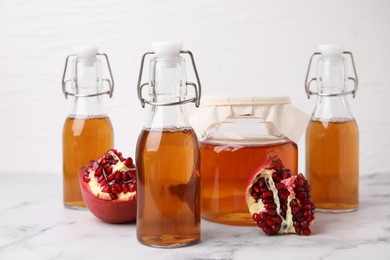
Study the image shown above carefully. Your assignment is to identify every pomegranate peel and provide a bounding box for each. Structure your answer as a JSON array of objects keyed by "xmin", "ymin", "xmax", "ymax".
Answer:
[
  {"xmin": 79, "ymin": 149, "xmax": 137, "ymax": 223},
  {"xmin": 245, "ymin": 153, "xmax": 315, "ymax": 235}
]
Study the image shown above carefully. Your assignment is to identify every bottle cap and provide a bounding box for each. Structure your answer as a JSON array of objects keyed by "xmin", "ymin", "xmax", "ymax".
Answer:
[
  {"xmin": 319, "ymin": 44, "xmax": 344, "ymax": 57},
  {"xmin": 152, "ymin": 42, "xmax": 183, "ymax": 58},
  {"xmin": 74, "ymin": 46, "xmax": 98, "ymax": 66}
]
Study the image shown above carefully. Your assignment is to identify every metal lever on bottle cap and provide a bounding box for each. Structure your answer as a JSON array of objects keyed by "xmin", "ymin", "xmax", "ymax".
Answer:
[
  {"xmin": 137, "ymin": 43, "xmax": 202, "ymax": 108},
  {"xmin": 61, "ymin": 47, "xmax": 114, "ymax": 99},
  {"xmin": 304, "ymin": 45, "xmax": 358, "ymax": 99}
]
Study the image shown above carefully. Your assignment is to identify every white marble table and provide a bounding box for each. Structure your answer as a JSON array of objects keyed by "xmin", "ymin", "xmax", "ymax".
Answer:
[{"xmin": 1, "ymin": 172, "xmax": 389, "ymax": 260}]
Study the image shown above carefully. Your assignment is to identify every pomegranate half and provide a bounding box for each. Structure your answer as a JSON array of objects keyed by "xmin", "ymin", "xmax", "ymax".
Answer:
[
  {"xmin": 245, "ymin": 152, "xmax": 315, "ymax": 235},
  {"xmin": 79, "ymin": 149, "xmax": 137, "ymax": 223}
]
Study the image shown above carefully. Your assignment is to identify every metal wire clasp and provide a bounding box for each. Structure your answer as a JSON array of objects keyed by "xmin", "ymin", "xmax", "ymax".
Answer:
[
  {"xmin": 61, "ymin": 53, "xmax": 114, "ymax": 99},
  {"xmin": 305, "ymin": 51, "xmax": 358, "ymax": 99},
  {"xmin": 137, "ymin": 50, "xmax": 202, "ymax": 108}
]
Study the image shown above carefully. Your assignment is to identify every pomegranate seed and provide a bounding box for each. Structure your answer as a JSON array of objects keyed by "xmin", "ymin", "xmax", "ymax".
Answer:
[
  {"xmin": 257, "ymin": 178, "xmax": 266, "ymax": 187},
  {"xmin": 295, "ymin": 227, "xmax": 302, "ymax": 234},
  {"xmin": 263, "ymin": 226, "xmax": 273, "ymax": 235},
  {"xmin": 105, "ymin": 166, "xmax": 113, "ymax": 175},
  {"xmin": 82, "ymin": 176, "xmax": 90, "ymax": 183},
  {"xmin": 265, "ymin": 209, "xmax": 277, "ymax": 217},
  {"xmin": 107, "ymin": 173, "xmax": 115, "ymax": 182},
  {"xmin": 300, "ymin": 220, "xmax": 309, "ymax": 229},
  {"xmin": 124, "ymin": 158, "xmax": 134, "ymax": 168},
  {"xmin": 109, "ymin": 193, "xmax": 118, "ymax": 200},
  {"xmin": 252, "ymin": 184, "xmax": 260, "ymax": 193},
  {"xmin": 266, "ymin": 218, "xmax": 275, "ymax": 226},
  {"xmin": 280, "ymin": 169, "xmax": 291, "ymax": 179},
  {"xmin": 129, "ymin": 183, "xmax": 136, "ymax": 192},
  {"xmin": 97, "ymin": 175, "xmax": 105, "ymax": 183},
  {"xmin": 279, "ymin": 189, "xmax": 290, "ymax": 200},
  {"xmin": 275, "ymin": 182, "xmax": 285, "ymax": 189},
  {"xmin": 253, "ymin": 213, "xmax": 260, "ymax": 222},
  {"xmin": 128, "ymin": 169, "xmax": 136, "ymax": 179},
  {"xmin": 262, "ymin": 198, "xmax": 274, "ymax": 204},
  {"xmin": 100, "ymin": 159, "xmax": 107, "ymax": 166},
  {"xmin": 122, "ymin": 172, "xmax": 129, "ymax": 181},
  {"xmin": 122, "ymin": 184, "xmax": 129, "ymax": 193},
  {"xmin": 265, "ymin": 203, "xmax": 277, "ymax": 210},
  {"xmin": 273, "ymin": 217, "xmax": 282, "ymax": 224},
  {"xmin": 115, "ymin": 171, "xmax": 121, "ymax": 182},
  {"xmin": 272, "ymin": 172, "xmax": 281, "ymax": 182},
  {"xmin": 293, "ymin": 221, "xmax": 300, "ymax": 227},
  {"xmin": 271, "ymin": 224, "xmax": 280, "ymax": 234},
  {"xmin": 307, "ymin": 215, "xmax": 315, "ymax": 223},
  {"xmin": 257, "ymin": 221, "xmax": 266, "ymax": 228},
  {"xmin": 303, "ymin": 228, "xmax": 311, "ymax": 236},
  {"xmin": 252, "ymin": 193, "xmax": 259, "ymax": 201},
  {"xmin": 115, "ymin": 183, "xmax": 123, "ymax": 193},
  {"xmin": 99, "ymin": 179, "xmax": 108, "ymax": 187},
  {"xmin": 94, "ymin": 168, "xmax": 102, "ymax": 177},
  {"xmin": 101, "ymin": 185, "xmax": 111, "ymax": 193},
  {"xmin": 262, "ymin": 190, "xmax": 273, "ymax": 199}
]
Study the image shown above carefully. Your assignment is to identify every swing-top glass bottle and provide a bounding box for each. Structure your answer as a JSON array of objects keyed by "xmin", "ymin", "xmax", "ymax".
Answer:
[
  {"xmin": 61, "ymin": 47, "xmax": 114, "ymax": 209},
  {"xmin": 305, "ymin": 44, "xmax": 359, "ymax": 212},
  {"xmin": 135, "ymin": 42, "xmax": 202, "ymax": 247}
]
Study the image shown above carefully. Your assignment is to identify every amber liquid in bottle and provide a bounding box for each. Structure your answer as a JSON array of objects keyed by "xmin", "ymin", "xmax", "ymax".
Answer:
[
  {"xmin": 200, "ymin": 140, "xmax": 297, "ymax": 225},
  {"xmin": 63, "ymin": 116, "xmax": 114, "ymax": 208},
  {"xmin": 306, "ymin": 119, "xmax": 359, "ymax": 211},
  {"xmin": 136, "ymin": 128, "xmax": 200, "ymax": 247}
]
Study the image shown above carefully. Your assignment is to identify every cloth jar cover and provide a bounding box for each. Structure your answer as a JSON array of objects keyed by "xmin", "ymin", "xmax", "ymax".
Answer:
[{"xmin": 190, "ymin": 96, "xmax": 309, "ymax": 144}]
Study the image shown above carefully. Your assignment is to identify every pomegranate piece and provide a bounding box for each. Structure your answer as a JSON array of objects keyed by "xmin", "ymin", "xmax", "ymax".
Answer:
[
  {"xmin": 79, "ymin": 149, "xmax": 137, "ymax": 223},
  {"xmin": 245, "ymin": 152, "xmax": 315, "ymax": 235}
]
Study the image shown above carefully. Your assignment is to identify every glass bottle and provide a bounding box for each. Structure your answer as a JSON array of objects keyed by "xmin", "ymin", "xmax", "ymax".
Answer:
[
  {"xmin": 200, "ymin": 116, "xmax": 297, "ymax": 225},
  {"xmin": 305, "ymin": 44, "xmax": 359, "ymax": 212},
  {"xmin": 135, "ymin": 42, "xmax": 202, "ymax": 248},
  {"xmin": 61, "ymin": 47, "xmax": 114, "ymax": 209}
]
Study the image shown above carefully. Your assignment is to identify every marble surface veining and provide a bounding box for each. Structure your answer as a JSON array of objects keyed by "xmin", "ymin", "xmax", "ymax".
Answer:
[{"xmin": 0, "ymin": 172, "xmax": 389, "ymax": 260}]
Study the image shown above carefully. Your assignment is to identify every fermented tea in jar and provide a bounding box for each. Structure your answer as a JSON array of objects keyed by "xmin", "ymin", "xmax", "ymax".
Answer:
[
  {"xmin": 190, "ymin": 97, "xmax": 308, "ymax": 225},
  {"xmin": 305, "ymin": 44, "xmax": 359, "ymax": 212},
  {"xmin": 61, "ymin": 47, "xmax": 114, "ymax": 209},
  {"xmin": 135, "ymin": 42, "xmax": 202, "ymax": 247}
]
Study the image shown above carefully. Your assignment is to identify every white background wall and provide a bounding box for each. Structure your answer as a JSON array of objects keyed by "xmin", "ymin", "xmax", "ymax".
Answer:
[{"xmin": 1, "ymin": 0, "xmax": 389, "ymax": 176}]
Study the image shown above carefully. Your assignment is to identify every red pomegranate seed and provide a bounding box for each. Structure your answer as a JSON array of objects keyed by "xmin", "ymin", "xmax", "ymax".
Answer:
[
  {"xmin": 122, "ymin": 172, "xmax": 129, "ymax": 181},
  {"xmin": 252, "ymin": 184, "xmax": 260, "ymax": 193},
  {"xmin": 265, "ymin": 203, "xmax": 277, "ymax": 210},
  {"xmin": 129, "ymin": 183, "xmax": 136, "ymax": 192},
  {"xmin": 124, "ymin": 158, "xmax": 134, "ymax": 168},
  {"xmin": 115, "ymin": 171, "xmax": 121, "ymax": 182},
  {"xmin": 303, "ymin": 228, "xmax": 311, "ymax": 236},
  {"xmin": 94, "ymin": 167, "xmax": 102, "ymax": 177},
  {"xmin": 107, "ymin": 173, "xmax": 115, "ymax": 182},
  {"xmin": 109, "ymin": 193, "xmax": 118, "ymax": 199},
  {"xmin": 101, "ymin": 185, "xmax": 111, "ymax": 193},
  {"xmin": 257, "ymin": 221, "xmax": 266, "ymax": 228},
  {"xmin": 253, "ymin": 213, "xmax": 260, "ymax": 222}
]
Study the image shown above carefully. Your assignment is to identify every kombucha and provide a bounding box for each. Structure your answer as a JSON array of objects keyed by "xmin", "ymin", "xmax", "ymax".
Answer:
[
  {"xmin": 306, "ymin": 119, "xmax": 359, "ymax": 211},
  {"xmin": 136, "ymin": 128, "xmax": 200, "ymax": 247},
  {"xmin": 200, "ymin": 140, "xmax": 297, "ymax": 225},
  {"xmin": 63, "ymin": 116, "xmax": 114, "ymax": 208}
]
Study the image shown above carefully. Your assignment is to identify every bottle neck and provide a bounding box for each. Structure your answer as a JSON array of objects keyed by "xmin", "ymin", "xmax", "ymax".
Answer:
[
  {"xmin": 68, "ymin": 95, "xmax": 108, "ymax": 118},
  {"xmin": 311, "ymin": 95, "xmax": 354, "ymax": 121},
  {"xmin": 144, "ymin": 105, "xmax": 191, "ymax": 130}
]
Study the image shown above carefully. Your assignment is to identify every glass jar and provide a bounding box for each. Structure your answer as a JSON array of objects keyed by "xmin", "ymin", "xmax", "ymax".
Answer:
[{"xmin": 199, "ymin": 116, "xmax": 297, "ymax": 225}]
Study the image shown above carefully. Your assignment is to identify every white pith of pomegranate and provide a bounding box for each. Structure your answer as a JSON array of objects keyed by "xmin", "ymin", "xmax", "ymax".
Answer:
[
  {"xmin": 79, "ymin": 149, "xmax": 137, "ymax": 223},
  {"xmin": 245, "ymin": 152, "xmax": 315, "ymax": 235}
]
